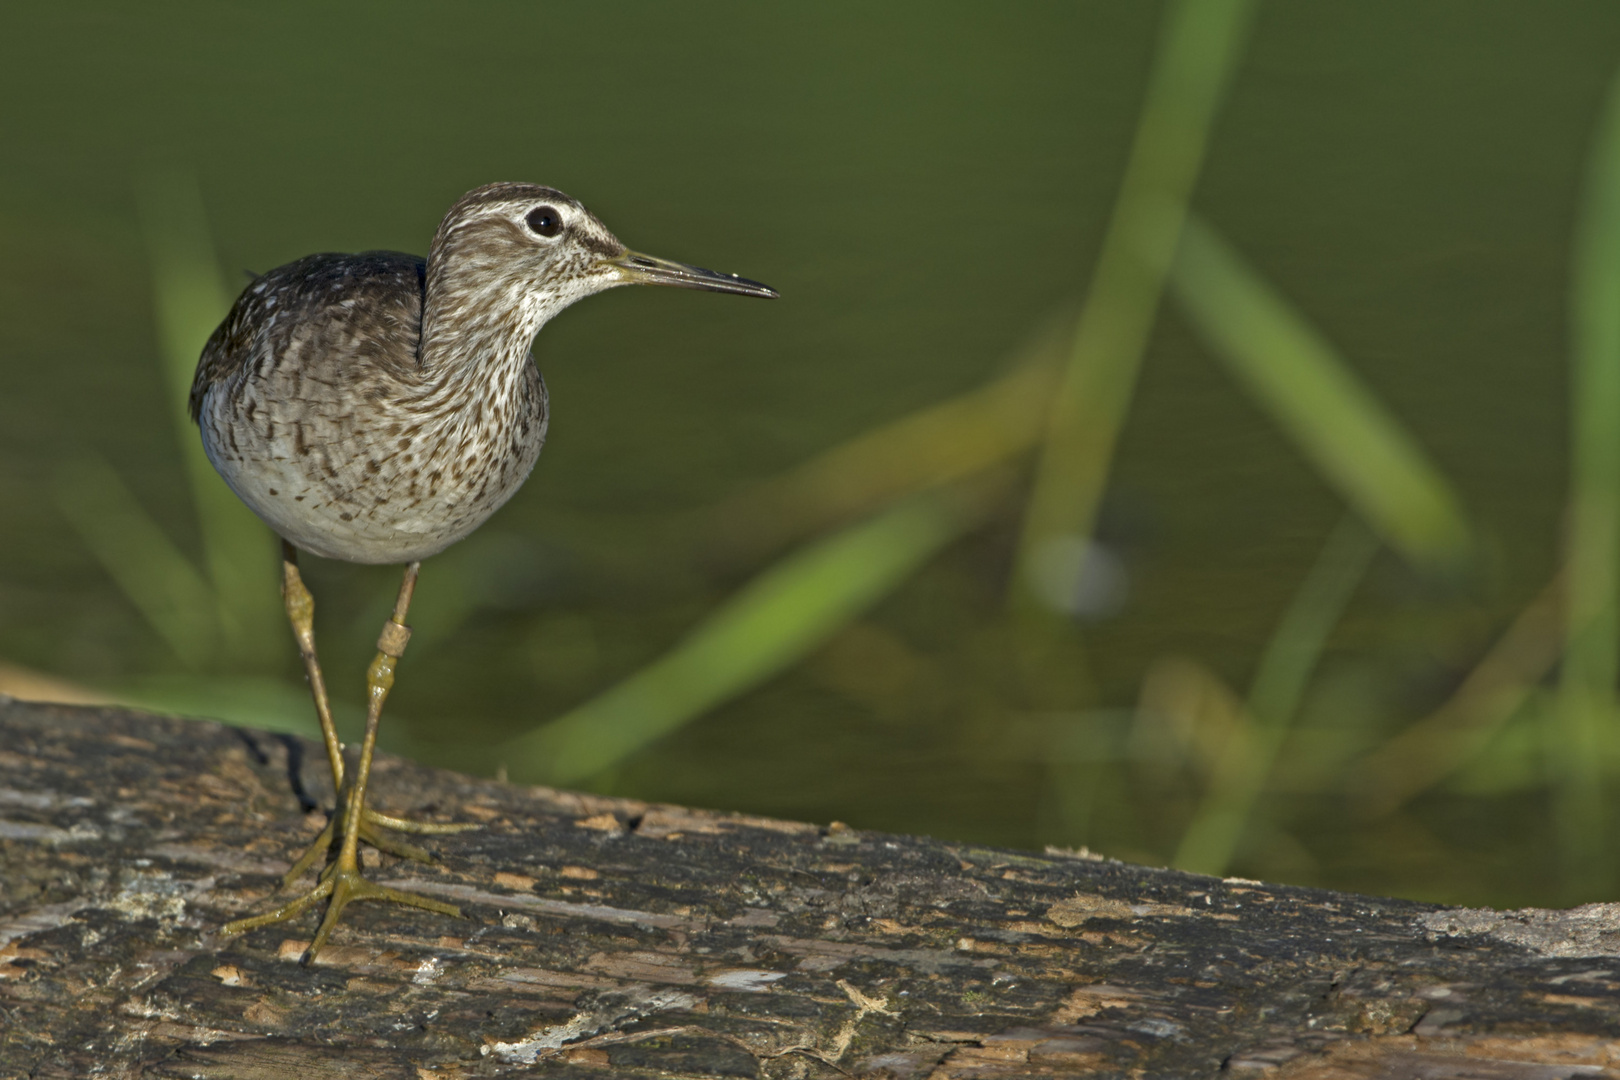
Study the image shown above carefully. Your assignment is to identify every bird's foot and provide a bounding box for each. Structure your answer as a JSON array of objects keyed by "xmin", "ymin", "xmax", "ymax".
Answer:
[
  {"xmin": 222, "ymin": 858, "xmax": 461, "ymax": 963},
  {"xmin": 280, "ymin": 807, "xmax": 480, "ymax": 888}
]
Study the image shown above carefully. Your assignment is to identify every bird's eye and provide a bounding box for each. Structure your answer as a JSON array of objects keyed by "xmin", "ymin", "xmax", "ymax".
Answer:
[{"xmin": 525, "ymin": 206, "xmax": 562, "ymax": 238}]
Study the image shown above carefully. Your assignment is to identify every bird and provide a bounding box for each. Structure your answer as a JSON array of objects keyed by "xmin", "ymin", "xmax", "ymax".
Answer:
[{"xmin": 190, "ymin": 181, "xmax": 776, "ymax": 961}]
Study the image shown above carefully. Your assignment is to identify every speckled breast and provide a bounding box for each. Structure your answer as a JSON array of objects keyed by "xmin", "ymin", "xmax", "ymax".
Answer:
[{"xmin": 199, "ymin": 361, "xmax": 549, "ymax": 565}]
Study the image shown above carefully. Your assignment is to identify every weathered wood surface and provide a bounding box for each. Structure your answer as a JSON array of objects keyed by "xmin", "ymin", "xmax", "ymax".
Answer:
[{"xmin": 5, "ymin": 699, "xmax": 1620, "ymax": 1078}]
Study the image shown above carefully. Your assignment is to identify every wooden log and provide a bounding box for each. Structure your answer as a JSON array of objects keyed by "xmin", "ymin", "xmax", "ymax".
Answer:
[{"xmin": 3, "ymin": 697, "xmax": 1620, "ymax": 1078}]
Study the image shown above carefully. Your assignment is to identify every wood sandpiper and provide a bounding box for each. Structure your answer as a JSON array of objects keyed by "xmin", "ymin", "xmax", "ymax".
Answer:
[{"xmin": 191, "ymin": 182, "xmax": 776, "ymax": 961}]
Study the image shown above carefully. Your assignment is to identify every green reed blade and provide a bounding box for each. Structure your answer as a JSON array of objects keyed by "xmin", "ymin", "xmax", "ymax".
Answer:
[
  {"xmin": 1353, "ymin": 570, "xmax": 1564, "ymax": 816},
  {"xmin": 137, "ymin": 170, "xmax": 278, "ymax": 666},
  {"xmin": 1173, "ymin": 514, "xmax": 1378, "ymax": 876},
  {"xmin": 506, "ymin": 489, "xmax": 975, "ymax": 785},
  {"xmin": 1554, "ymin": 61, "xmax": 1620, "ymax": 896},
  {"xmin": 54, "ymin": 455, "xmax": 218, "ymax": 670},
  {"xmin": 1013, "ymin": 0, "xmax": 1257, "ymax": 608},
  {"xmin": 1169, "ymin": 216, "xmax": 1473, "ymax": 572},
  {"xmin": 709, "ymin": 315, "xmax": 1070, "ymax": 569}
]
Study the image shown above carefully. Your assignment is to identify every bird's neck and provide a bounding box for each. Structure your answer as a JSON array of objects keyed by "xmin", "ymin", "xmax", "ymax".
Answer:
[{"xmin": 419, "ymin": 256, "xmax": 550, "ymax": 389}]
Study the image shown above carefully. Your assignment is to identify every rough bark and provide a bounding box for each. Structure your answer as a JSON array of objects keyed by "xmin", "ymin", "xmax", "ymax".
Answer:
[{"xmin": 4, "ymin": 698, "xmax": 1620, "ymax": 1079}]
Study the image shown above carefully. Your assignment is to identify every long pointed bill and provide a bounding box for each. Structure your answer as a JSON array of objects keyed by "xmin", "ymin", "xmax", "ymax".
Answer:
[{"xmin": 610, "ymin": 250, "xmax": 778, "ymax": 298}]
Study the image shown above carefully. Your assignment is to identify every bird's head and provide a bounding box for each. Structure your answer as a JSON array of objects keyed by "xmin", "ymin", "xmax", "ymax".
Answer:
[{"xmin": 426, "ymin": 182, "xmax": 776, "ymax": 335}]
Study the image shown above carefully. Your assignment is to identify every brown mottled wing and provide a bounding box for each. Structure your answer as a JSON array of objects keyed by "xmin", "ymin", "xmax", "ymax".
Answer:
[{"xmin": 187, "ymin": 251, "xmax": 428, "ymax": 423}]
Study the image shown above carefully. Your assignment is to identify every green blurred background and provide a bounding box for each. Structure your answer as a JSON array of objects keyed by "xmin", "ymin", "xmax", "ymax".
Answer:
[{"xmin": 4, "ymin": 2, "xmax": 1620, "ymax": 908}]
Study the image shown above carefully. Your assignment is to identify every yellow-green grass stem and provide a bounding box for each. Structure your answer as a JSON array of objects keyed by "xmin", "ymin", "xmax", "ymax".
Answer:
[
  {"xmin": 1174, "ymin": 515, "xmax": 1378, "ymax": 876},
  {"xmin": 1168, "ymin": 216, "xmax": 1472, "ymax": 573},
  {"xmin": 1013, "ymin": 0, "xmax": 1257, "ymax": 610},
  {"xmin": 507, "ymin": 488, "xmax": 980, "ymax": 786},
  {"xmin": 1555, "ymin": 62, "xmax": 1620, "ymax": 896}
]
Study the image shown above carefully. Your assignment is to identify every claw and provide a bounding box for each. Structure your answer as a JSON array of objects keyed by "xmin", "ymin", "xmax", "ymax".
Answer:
[{"xmin": 225, "ymin": 860, "xmax": 462, "ymax": 964}]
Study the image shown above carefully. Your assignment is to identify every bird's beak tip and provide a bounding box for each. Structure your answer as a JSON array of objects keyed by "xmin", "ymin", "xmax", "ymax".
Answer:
[{"xmin": 612, "ymin": 250, "xmax": 778, "ymax": 299}]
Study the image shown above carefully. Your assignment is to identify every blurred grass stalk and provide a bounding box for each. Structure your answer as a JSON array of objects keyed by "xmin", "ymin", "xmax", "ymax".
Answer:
[
  {"xmin": 505, "ymin": 486, "xmax": 987, "ymax": 785},
  {"xmin": 1173, "ymin": 515, "xmax": 1378, "ymax": 875},
  {"xmin": 1169, "ymin": 216, "xmax": 1472, "ymax": 571},
  {"xmin": 1353, "ymin": 571, "xmax": 1564, "ymax": 817},
  {"xmin": 1012, "ymin": 0, "xmax": 1256, "ymax": 609},
  {"xmin": 1159, "ymin": 215, "xmax": 1472, "ymax": 872},
  {"xmin": 1556, "ymin": 62, "xmax": 1620, "ymax": 895},
  {"xmin": 51, "ymin": 172, "xmax": 308, "ymax": 731},
  {"xmin": 138, "ymin": 170, "xmax": 279, "ymax": 664},
  {"xmin": 708, "ymin": 315, "xmax": 1070, "ymax": 569},
  {"xmin": 54, "ymin": 454, "xmax": 218, "ymax": 669}
]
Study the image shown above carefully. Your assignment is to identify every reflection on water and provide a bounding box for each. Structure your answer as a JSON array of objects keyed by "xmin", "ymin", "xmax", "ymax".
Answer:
[{"xmin": 1, "ymin": 3, "xmax": 1618, "ymax": 908}]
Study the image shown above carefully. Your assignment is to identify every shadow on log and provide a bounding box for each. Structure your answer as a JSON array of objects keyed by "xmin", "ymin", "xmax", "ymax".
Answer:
[{"xmin": 4, "ymin": 698, "xmax": 1620, "ymax": 1078}]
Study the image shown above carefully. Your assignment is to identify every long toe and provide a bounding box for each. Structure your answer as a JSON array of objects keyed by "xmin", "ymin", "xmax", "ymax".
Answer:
[
  {"xmin": 365, "ymin": 807, "xmax": 481, "ymax": 836},
  {"xmin": 300, "ymin": 863, "xmax": 463, "ymax": 963},
  {"xmin": 355, "ymin": 817, "xmax": 437, "ymax": 864},
  {"xmin": 360, "ymin": 880, "xmax": 462, "ymax": 919},
  {"xmin": 222, "ymin": 877, "xmax": 334, "ymax": 936}
]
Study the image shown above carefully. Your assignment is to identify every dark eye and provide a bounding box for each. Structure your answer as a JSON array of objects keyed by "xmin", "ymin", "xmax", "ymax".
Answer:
[{"xmin": 525, "ymin": 205, "xmax": 562, "ymax": 237}]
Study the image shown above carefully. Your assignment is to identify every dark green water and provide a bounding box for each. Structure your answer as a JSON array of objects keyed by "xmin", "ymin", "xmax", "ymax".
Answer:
[{"xmin": 3, "ymin": 3, "xmax": 1618, "ymax": 906}]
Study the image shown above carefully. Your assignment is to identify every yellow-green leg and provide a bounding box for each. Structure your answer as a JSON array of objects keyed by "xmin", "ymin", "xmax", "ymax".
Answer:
[
  {"xmin": 224, "ymin": 558, "xmax": 464, "ymax": 962},
  {"xmin": 273, "ymin": 542, "xmax": 475, "ymax": 886}
]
